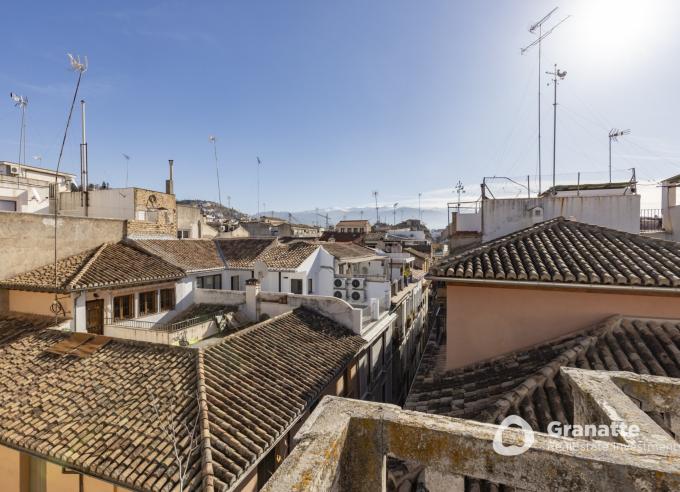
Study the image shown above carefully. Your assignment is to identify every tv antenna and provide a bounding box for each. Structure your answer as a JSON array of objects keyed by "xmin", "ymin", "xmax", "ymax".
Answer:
[
  {"xmin": 608, "ymin": 129, "xmax": 631, "ymax": 183},
  {"xmin": 521, "ymin": 7, "xmax": 570, "ymax": 194},
  {"xmin": 122, "ymin": 153, "xmax": 131, "ymax": 187},
  {"xmin": 209, "ymin": 136, "xmax": 223, "ymax": 210},
  {"xmin": 10, "ymin": 93, "xmax": 28, "ymax": 165},
  {"xmin": 455, "ymin": 180, "xmax": 466, "ymax": 211}
]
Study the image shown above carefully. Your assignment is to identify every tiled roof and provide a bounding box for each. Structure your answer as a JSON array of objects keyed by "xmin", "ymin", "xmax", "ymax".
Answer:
[
  {"xmin": 320, "ymin": 242, "xmax": 378, "ymax": 260},
  {"xmin": 432, "ymin": 217, "xmax": 680, "ymax": 289},
  {"xmin": 406, "ymin": 315, "xmax": 680, "ymax": 432},
  {"xmin": 258, "ymin": 242, "xmax": 319, "ymax": 270},
  {"xmin": 215, "ymin": 238, "xmax": 276, "ymax": 269},
  {"xmin": 0, "ymin": 312, "xmax": 64, "ymax": 344},
  {"xmin": 132, "ymin": 239, "xmax": 225, "ymax": 273},
  {"xmin": 364, "ymin": 231, "xmax": 387, "ymax": 243},
  {"xmin": 0, "ymin": 243, "xmax": 185, "ymax": 293},
  {"xmin": 202, "ymin": 308, "xmax": 365, "ymax": 489},
  {"xmin": 403, "ymin": 247, "xmax": 430, "ymax": 260},
  {"xmin": 0, "ymin": 307, "xmax": 364, "ymax": 491},
  {"xmin": 319, "ymin": 231, "xmax": 363, "ymax": 243}
]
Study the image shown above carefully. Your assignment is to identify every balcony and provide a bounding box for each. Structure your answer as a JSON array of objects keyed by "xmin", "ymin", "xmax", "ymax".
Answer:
[{"xmin": 104, "ymin": 304, "xmax": 239, "ymax": 345}]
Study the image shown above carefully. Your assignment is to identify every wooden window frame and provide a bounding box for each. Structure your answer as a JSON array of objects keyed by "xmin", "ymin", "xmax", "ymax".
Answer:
[
  {"xmin": 160, "ymin": 288, "xmax": 175, "ymax": 311},
  {"xmin": 138, "ymin": 290, "xmax": 158, "ymax": 316},
  {"xmin": 113, "ymin": 294, "xmax": 134, "ymax": 321}
]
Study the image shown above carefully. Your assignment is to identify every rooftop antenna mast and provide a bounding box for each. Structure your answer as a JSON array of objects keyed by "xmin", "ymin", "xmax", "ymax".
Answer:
[
  {"xmin": 521, "ymin": 7, "xmax": 569, "ymax": 195},
  {"xmin": 256, "ymin": 157, "xmax": 262, "ymax": 218},
  {"xmin": 80, "ymin": 99, "xmax": 89, "ymax": 208},
  {"xmin": 393, "ymin": 202, "xmax": 398, "ymax": 226},
  {"xmin": 546, "ymin": 64, "xmax": 567, "ymax": 189},
  {"xmin": 10, "ymin": 92, "xmax": 28, "ymax": 165},
  {"xmin": 418, "ymin": 192, "xmax": 422, "ymax": 222},
  {"xmin": 122, "ymin": 153, "xmax": 130, "ymax": 188},
  {"xmin": 52, "ymin": 53, "xmax": 87, "ymax": 325},
  {"xmin": 209, "ymin": 136, "xmax": 223, "ymax": 210},
  {"xmin": 372, "ymin": 190, "xmax": 379, "ymax": 224},
  {"xmin": 608, "ymin": 129, "xmax": 631, "ymax": 183},
  {"xmin": 455, "ymin": 180, "xmax": 465, "ymax": 211}
]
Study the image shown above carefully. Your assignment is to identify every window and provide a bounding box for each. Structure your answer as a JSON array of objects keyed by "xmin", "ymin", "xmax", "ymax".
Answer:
[
  {"xmin": 139, "ymin": 291, "xmax": 158, "ymax": 316},
  {"xmin": 308, "ymin": 278, "xmax": 313, "ymax": 294},
  {"xmin": 197, "ymin": 274, "xmax": 222, "ymax": 289},
  {"xmin": 0, "ymin": 199, "xmax": 17, "ymax": 211},
  {"xmin": 160, "ymin": 288, "xmax": 175, "ymax": 311},
  {"xmin": 290, "ymin": 279, "xmax": 303, "ymax": 294},
  {"xmin": 177, "ymin": 229, "xmax": 190, "ymax": 239},
  {"xmin": 231, "ymin": 275, "xmax": 240, "ymax": 290},
  {"xmin": 113, "ymin": 294, "xmax": 134, "ymax": 321}
]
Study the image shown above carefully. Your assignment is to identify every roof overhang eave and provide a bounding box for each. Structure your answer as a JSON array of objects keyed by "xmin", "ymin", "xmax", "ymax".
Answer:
[{"xmin": 426, "ymin": 275, "xmax": 680, "ymax": 296}]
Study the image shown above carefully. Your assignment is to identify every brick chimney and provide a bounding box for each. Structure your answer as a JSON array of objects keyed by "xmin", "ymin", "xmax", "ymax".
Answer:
[
  {"xmin": 245, "ymin": 278, "xmax": 261, "ymax": 322},
  {"xmin": 166, "ymin": 159, "xmax": 174, "ymax": 195}
]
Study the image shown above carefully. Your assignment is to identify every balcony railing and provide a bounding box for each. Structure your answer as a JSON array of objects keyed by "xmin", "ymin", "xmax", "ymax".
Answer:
[
  {"xmin": 640, "ymin": 208, "xmax": 663, "ymax": 232},
  {"xmin": 105, "ymin": 307, "xmax": 232, "ymax": 333}
]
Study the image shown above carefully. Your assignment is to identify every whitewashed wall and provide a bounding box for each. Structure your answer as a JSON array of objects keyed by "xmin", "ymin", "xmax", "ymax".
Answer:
[{"xmin": 482, "ymin": 194, "xmax": 640, "ymax": 241}]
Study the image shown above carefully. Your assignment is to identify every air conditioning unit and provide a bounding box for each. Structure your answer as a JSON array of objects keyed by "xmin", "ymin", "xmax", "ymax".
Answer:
[
  {"xmin": 9, "ymin": 165, "xmax": 20, "ymax": 175},
  {"xmin": 350, "ymin": 278, "xmax": 365, "ymax": 289},
  {"xmin": 333, "ymin": 290, "xmax": 347, "ymax": 300},
  {"xmin": 333, "ymin": 278, "xmax": 347, "ymax": 288},
  {"xmin": 349, "ymin": 290, "xmax": 365, "ymax": 302}
]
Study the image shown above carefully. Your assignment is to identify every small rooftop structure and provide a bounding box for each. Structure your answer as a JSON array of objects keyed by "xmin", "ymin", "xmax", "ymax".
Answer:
[{"xmin": 539, "ymin": 180, "xmax": 635, "ymax": 197}]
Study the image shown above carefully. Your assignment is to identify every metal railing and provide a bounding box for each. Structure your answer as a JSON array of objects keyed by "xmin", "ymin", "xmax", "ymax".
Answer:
[
  {"xmin": 105, "ymin": 308, "xmax": 232, "ymax": 333},
  {"xmin": 640, "ymin": 209, "xmax": 663, "ymax": 232}
]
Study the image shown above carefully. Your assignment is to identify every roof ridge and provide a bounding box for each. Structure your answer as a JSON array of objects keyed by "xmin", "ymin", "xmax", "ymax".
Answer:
[
  {"xmin": 482, "ymin": 315, "xmax": 622, "ymax": 423},
  {"xmin": 66, "ymin": 243, "xmax": 108, "ymax": 291},
  {"xmin": 196, "ymin": 350, "xmax": 215, "ymax": 492}
]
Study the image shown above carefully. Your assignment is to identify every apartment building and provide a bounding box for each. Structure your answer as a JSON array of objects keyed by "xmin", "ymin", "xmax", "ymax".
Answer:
[{"xmin": 0, "ymin": 161, "xmax": 75, "ymax": 213}]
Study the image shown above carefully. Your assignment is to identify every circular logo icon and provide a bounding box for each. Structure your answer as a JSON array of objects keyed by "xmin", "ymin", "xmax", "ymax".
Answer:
[{"xmin": 492, "ymin": 415, "xmax": 535, "ymax": 456}]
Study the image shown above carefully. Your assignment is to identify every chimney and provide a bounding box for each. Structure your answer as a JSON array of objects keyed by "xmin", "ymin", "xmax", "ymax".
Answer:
[
  {"xmin": 245, "ymin": 278, "xmax": 261, "ymax": 322},
  {"xmin": 165, "ymin": 159, "xmax": 174, "ymax": 195}
]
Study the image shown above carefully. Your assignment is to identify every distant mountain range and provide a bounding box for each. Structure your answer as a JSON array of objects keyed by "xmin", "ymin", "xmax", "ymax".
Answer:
[
  {"xmin": 269, "ymin": 206, "xmax": 450, "ymax": 230},
  {"xmin": 178, "ymin": 199, "xmax": 450, "ymax": 230}
]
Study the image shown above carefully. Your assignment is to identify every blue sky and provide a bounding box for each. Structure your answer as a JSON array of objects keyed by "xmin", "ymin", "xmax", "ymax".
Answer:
[{"xmin": 1, "ymin": 0, "xmax": 679, "ymax": 214}]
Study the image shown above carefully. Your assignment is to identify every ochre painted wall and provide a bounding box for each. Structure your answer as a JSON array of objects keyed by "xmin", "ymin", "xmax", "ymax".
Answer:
[
  {"xmin": 8, "ymin": 291, "xmax": 72, "ymax": 317},
  {"xmin": 446, "ymin": 283, "xmax": 680, "ymax": 370}
]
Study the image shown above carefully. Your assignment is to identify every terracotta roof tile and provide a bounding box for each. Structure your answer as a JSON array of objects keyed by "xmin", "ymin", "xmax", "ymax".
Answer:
[
  {"xmin": 0, "ymin": 243, "xmax": 185, "ymax": 293},
  {"xmin": 257, "ymin": 242, "xmax": 319, "ymax": 270},
  {"xmin": 0, "ymin": 307, "xmax": 364, "ymax": 491},
  {"xmin": 433, "ymin": 217, "xmax": 680, "ymax": 289},
  {"xmin": 215, "ymin": 238, "xmax": 276, "ymax": 269},
  {"xmin": 320, "ymin": 242, "xmax": 378, "ymax": 260},
  {"xmin": 406, "ymin": 315, "xmax": 680, "ymax": 430},
  {"xmin": 132, "ymin": 239, "xmax": 225, "ymax": 273}
]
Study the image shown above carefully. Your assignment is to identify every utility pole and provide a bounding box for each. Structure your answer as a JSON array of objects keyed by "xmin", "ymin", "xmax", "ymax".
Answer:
[
  {"xmin": 546, "ymin": 64, "xmax": 567, "ymax": 190},
  {"xmin": 521, "ymin": 8, "xmax": 569, "ymax": 194},
  {"xmin": 209, "ymin": 136, "xmax": 222, "ymax": 209},
  {"xmin": 418, "ymin": 192, "xmax": 422, "ymax": 222},
  {"xmin": 393, "ymin": 203, "xmax": 398, "ymax": 226},
  {"xmin": 372, "ymin": 190, "xmax": 379, "ymax": 224},
  {"xmin": 256, "ymin": 157, "xmax": 262, "ymax": 218},
  {"xmin": 608, "ymin": 129, "xmax": 631, "ymax": 183}
]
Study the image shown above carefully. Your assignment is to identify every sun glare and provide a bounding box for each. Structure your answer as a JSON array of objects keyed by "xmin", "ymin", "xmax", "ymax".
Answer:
[{"xmin": 573, "ymin": 0, "xmax": 671, "ymax": 61}]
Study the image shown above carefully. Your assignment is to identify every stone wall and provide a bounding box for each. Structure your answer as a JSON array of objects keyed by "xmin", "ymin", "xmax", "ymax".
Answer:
[{"xmin": 0, "ymin": 211, "xmax": 126, "ymax": 278}]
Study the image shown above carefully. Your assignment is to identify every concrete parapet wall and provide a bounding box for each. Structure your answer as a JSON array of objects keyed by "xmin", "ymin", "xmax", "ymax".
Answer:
[{"xmin": 0, "ymin": 211, "xmax": 125, "ymax": 278}]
